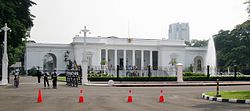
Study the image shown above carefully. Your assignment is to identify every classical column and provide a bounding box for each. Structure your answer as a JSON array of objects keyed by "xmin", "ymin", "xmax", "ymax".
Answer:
[
  {"xmin": 123, "ymin": 50, "xmax": 126, "ymax": 70},
  {"xmin": 141, "ymin": 50, "xmax": 144, "ymax": 76},
  {"xmin": 132, "ymin": 50, "xmax": 135, "ymax": 66},
  {"xmin": 114, "ymin": 49, "xmax": 117, "ymax": 71},
  {"xmin": 1, "ymin": 23, "xmax": 11, "ymax": 85},
  {"xmin": 105, "ymin": 49, "xmax": 108, "ymax": 65},
  {"xmin": 150, "ymin": 50, "xmax": 153, "ymax": 66}
]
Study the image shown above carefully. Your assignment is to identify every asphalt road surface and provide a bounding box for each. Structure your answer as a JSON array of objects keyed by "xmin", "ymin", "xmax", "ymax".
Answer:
[{"xmin": 0, "ymin": 77, "xmax": 250, "ymax": 111}]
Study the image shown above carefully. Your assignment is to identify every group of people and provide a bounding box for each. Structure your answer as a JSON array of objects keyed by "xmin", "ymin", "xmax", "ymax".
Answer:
[
  {"xmin": 66, "ymin": 71, "xmax": 82, "ymax": 87},
  {"xmin": 37, "ymin": 69, "xmax": 57, "ymax": 89}
]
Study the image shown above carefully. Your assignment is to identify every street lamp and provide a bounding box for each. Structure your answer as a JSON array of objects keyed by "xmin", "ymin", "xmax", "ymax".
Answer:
[
  {"xmin": 79, "ymin": 26, "xmax": 90, "ymax": 84},
  {"xmin": 0, "ymin": 23, "xmax": 11, "ymax": 85}
]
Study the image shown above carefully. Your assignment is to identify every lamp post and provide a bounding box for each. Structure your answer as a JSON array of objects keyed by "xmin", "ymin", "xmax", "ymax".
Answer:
[
  {"xmin": 0, "ymin": 23, "xmax": 11, "ymax": 85},
  {"xmin": 207, "ymin": 65, "xmax": 210, "ymax": 79},
  {"xmin": 80, "ymin": 26, "xmax": 90, "ymax": 84}
]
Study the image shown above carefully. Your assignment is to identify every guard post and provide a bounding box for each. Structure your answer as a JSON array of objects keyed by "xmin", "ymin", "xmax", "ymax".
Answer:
[{"xmin": 216, "ymin": 79, "xmax": 221, "ymax": 97}]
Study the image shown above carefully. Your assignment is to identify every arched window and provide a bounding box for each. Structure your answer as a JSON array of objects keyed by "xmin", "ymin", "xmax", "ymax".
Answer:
[
  {"xmin": 197, "ymin": 60, "xmax": 202, "ymax": 71},
  {"xmin": 193, "ymin": 56, "xmax": 203, "ymax": 72},
  {"xmin": 43, "ymin": 53, "xmax": 57, "ymax": 72}
]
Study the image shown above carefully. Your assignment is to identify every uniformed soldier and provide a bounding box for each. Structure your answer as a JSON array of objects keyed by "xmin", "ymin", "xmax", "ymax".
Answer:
[
  {"xmin": 65, "ymin": 70, "xmax": 69, "ymax": 85},
  {"xmin": 78, "ymin": 67, "xmax": 82, "ymax": 85},
  {"xmin": 44, "ymin": 72, "xmax": 50, "ymax": 88},
  {"xmin": 71, "ymin": 72, "xmax": 74, "ymax": 87},
  {"xmin": 75, "ymin": 71, "xmax": 78, "ymax": 87},
  {"xmin": 37, "ymin": 67, "xmax": 42, "ymax": 83},
  {"xmin": 52, "ymin": 70, "xmax": 57, "ymax": 89},
  {"xmin": 72, "ymin": 72, "xmax": 77, "ymax": 87}
]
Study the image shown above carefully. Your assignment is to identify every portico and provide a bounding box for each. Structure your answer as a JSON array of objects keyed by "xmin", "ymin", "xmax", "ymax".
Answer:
[{"xmin": 100, "ymin": 49, "xmax": 157, "ymax": 76}]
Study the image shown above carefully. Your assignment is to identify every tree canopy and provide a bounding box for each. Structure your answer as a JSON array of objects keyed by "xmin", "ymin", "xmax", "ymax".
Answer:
[
  {"xmin": 185, "ymin": 39, "xmax": 208, "ymax": 47},
  {"xmin": 0, "ymin": 0, "xmax": 36, "ymax": 65},
  {"xmin": 214, "ymin": 20, "xmax": 250, "ymax": 67}
]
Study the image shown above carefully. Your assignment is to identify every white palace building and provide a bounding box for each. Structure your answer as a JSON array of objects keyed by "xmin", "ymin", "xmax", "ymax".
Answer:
[{"xmin": 24, "ymin": 27, "xmax": 207, "ymax": 77}]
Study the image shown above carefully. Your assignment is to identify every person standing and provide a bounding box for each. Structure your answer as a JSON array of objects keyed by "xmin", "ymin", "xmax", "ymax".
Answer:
[
  {"xmin": 14, "ymin": 69, "xmax": 20, "ymax": 88},
  {"xmin": 52, "ymin": 70, "xmax": 57, "ymax": 89},
  {"xmin": 75, "ymin": 71, "xmax": 78, "ymax": 87},
  {"xmin": 44, "ymin": 72, "xmax": 50, "ymax": 88},
  {"xmin": 37, "ymin": 67, "xmax": 42, "ymax": 83}
]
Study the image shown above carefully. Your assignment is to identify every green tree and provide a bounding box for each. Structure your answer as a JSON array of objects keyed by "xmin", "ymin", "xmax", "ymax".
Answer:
[
  {"xmin": 214, "ymin": 20, "xmax": 250, "ymax": 67},
  {"xmin": 0, "ymin": 0, "xmax": 36, "ymax": 65},
  {"xmin": 185, "ymin": 39, "xmax": 208, "ymax": 47}
]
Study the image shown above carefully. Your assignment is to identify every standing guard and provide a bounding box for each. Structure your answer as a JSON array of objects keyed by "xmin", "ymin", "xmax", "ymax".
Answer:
[
  {"xmin": 52, "ymin": 70, "xmax": 57, "ymax": 89},
  {"xmin": 44, "ymin": 72, "xmax": 50, "ymax": 88},
  {"xmin": 75, "ymin": 71, "xmax": 78, "ymax": 87},
  {"xmin": 71, "ymin": 72, "xmax": 74, "ymax": 87},
  {"xmin": 78, "ymin": 66, "xmax": 82, "ymax": 85},
  {"xmin": 65, "ymin": 70, "xmax": 69, "ymax": 85},
  {"xmin": 72, "ymin": 72, "xmax": 78, "ymax": 87},
  {"xmin": 37, "ymin": 67, "xmax": 42, "ymax": 83}
]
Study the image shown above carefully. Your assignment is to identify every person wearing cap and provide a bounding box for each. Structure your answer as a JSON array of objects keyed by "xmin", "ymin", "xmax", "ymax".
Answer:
[
  {"xmin": 52, "ymin": 69, "xmax": 58, "ymax": 89},
  {"xmin": 44, "ymin": 72, "xmax": 50, "ymax": 88},
  {"xmin": 37, "ymin": 67, "xmax": 42, "ymax": 83}
]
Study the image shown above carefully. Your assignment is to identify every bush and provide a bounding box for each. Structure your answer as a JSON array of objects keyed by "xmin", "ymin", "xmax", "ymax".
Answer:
[
  {"xmin": 88, "ymin": 76, "xmax": 250, "ymax": 81},
  {"xmin": 89, "ymin": 76, "xmax": 177, "ymax": 81},
  {"xmin": 88, "ymin": 72, "xmax": 113, "ymax": 78},
  {"xmin": 58, "ymin": 73, "xmax": 66, "ymax": 77},
  {"xmin": 184, "ymin": 72, "xmax": 205, "ymax": 76},
  {"xmin": 27, "ymin": 67, "xmax": 37, "ymax": 76}
]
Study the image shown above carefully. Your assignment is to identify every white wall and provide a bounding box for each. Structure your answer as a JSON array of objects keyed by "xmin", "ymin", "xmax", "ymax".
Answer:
[{"xmin": 25, "ymin": 38, "xmax": 207, "ymax": 73}]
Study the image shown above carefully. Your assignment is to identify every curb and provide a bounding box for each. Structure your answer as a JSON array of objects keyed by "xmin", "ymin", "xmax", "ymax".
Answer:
[
  {"xmin": 84, "ymin": 83, "xmax": 250, "ymax": 87},
  {"xmin": 202, "ymin": 93, "xmax": 250, "ymax": 104}
]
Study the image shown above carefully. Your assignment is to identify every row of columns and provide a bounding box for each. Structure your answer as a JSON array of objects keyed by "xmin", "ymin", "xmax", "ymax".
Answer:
[{"xmin": 103, "ymin": 49, "xmax": 153, "ymax": 70}]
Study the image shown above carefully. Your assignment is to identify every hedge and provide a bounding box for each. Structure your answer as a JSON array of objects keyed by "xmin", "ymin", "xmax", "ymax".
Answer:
[{"xmin": 88, "ymin": 76, "xmax": 250, "ymax": 81}]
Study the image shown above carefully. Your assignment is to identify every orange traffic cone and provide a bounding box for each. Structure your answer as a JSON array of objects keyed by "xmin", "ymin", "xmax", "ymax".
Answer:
[
  {"xmin": 37, "ymin": 89, "xmax": 42, "ymax": 103},
  {"xmin": 127, "ymin": 90, "xmax": 133, "ymax": 103},
  {"xmin": 159, "ymin": 89, "xmax": 165, "ymax": 103},
  {"xmin": 79, "ymin": 89, "xmax": 84, "ymax": 103}
]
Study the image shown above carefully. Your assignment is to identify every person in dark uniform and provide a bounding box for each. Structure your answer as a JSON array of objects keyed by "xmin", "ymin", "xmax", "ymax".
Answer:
[
  {"xmin": 65, "ymin": 70, "xmax": 69, "ymax": 85},
  {"xmin": 70, "ymin": 72, "xmax": 73, "ymax": 86},
  {"xmin": 44, "ymin": 72, "xmax": 50, "ymax": 88},
  {"xmin": 148, "ymin": 65, "xmax": 151, "ymax": 78},
  {"xmin": 72, "ymin": 72, "xmax": 76, "ymax": 87},
  {"xmin": 52, "ymin": 70, "xmax": 57, "ymax": 89},
  {"xmin": 75, "ymin": 72, "xmax": 78, "ymax": 87},
  {"xmin": 78, "ymin": 66, "xmax": 82, "ymax": 85},
  {"xmin": 37, "ymin": 67, "xmax": 42, "ymax": 83},
  {"xmin": 14, "ymin": 69, "xmax": 20, "ymax": 88}
]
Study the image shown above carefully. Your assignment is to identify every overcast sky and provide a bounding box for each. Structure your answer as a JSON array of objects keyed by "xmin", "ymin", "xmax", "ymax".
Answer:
[{"xmin": 30, "ymin": 0, "xmax": 248, "ymax": 43}]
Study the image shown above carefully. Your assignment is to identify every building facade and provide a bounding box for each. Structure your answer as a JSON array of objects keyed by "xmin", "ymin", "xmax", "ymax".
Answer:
[
  {"xmin": 24, "ymin": 36, "xmax": 206, "ymax": 76},
  {"xmin": 168, "ymin": 23, "xmax": 190, "ymax": 41}
]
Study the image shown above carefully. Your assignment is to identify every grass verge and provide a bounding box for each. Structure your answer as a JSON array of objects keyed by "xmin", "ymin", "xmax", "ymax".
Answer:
[
  {"xmin": 57, "ymin": 76, "xmax": 66, "ymax": 82},
  {"xmin": 206, "ymin": 90, "xmax": 250, "ymax": 100}
]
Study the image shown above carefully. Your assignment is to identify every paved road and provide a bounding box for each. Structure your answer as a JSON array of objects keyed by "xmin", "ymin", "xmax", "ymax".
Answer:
[{"xmin": 0, "ymin": 76, "xmax": 250, "ymax": 111}]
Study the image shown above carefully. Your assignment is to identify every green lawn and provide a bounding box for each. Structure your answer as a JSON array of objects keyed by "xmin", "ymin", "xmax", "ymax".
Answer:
[
  {"xmin": 206, "ymin": 90, "xmax": 250, "ymax": 100},
  {"xmin": 57, "ymin": 76, "xmax": 66, "ymax": 82}
]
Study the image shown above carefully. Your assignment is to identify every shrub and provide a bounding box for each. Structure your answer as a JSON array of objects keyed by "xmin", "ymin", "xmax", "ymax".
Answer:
[
  {"xmin": 89, "ymin": 76, "xmax": 177, "ymax": 81},
  {"xmin": 184, "ymin": 72, "xmax": 205, "ymax": 76},
  {"xmin": 88, "ymin": 72, "xmax": 113, "ymax": 78},
  {"xmin": 27, "ymin": 67, "xmax": 37, "ymax": 76},
  {"xmin": 88, "ymin": 76, "xmax": 250, "ymax": 81}
]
